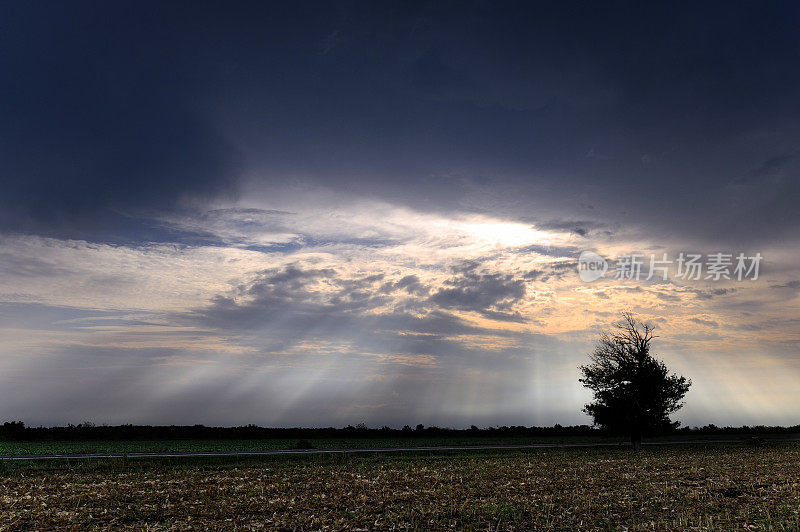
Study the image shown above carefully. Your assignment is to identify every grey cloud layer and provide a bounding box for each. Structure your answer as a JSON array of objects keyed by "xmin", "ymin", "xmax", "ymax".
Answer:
[
  {"xmin": 2, "ymin": 2, "xmax": 800, "ymax": 427},
  {"xmin": 3, "ymin": 2, "xmax": 800, "ymax": 247},
  {"xmin": 189, "ymin": 263, "xmax": 533, "ymax": 338}
]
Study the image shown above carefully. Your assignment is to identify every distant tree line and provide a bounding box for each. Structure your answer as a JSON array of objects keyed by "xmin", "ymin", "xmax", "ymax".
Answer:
[
  {"xmin": 0, "ymin": 421, "xmax": 596, "ymax": 441},
  {"xmin": 1, "ymin": 420, "xmax": 797, "ymax": 442}
]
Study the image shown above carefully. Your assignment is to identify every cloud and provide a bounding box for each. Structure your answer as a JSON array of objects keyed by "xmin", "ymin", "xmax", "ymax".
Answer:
[
  {"xmin": 523, "ymin": 260, "xmax": 575, "ymax": 283},
  {"xmin": 0, "ymin": 3, "xmax": 246, "ymax": 235},
  {"xmin": 3, "ymin": 0, "xmax": 800, "ymax": 425},
  {"xmin": 771, "ymin": 280, "xmax": 800, "ymax": 294},
  {"xmin": 379, "ymin": 275, "xmax": 429, "ymax": 296},
  {"xmin": 3, "ymin": 2, "xmax": 800, "ymax": 249},
  {"xmin": 1, "ymin": 219, "xmax": 799, "ymax": 426},
  {"xmin": 189, "ymin": 262, "xmax": 517, "ymax": 338},
  {"xmin": 535, "ymin": 220, "xmax": 604, "ymax": 238},
  {"xmin": 429, "ymin": 262, "xmax": 527, "ymax": 321},
  {"xmin": 692, "ymin": 287, "xmax": 737, "ymax": 300},
  {"xmin": 733, "ymin": 153, "xmax": 797, "ymax": 185},
  {"xmin": 0, "ymin": 252, "xmax": 71, "ymax": 278},
  {"xmin": 689, "ymin": 317, "xmax": 719, "ymax": 328}
]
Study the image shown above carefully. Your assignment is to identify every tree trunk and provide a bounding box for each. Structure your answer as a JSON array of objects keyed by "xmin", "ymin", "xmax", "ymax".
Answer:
[{"xmin": 631, "ymin": 429, "xmax": 642, "ymax": 450}]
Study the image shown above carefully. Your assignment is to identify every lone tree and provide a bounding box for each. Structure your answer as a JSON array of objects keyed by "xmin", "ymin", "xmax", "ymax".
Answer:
[{"xmin": 579, "ymin": 313, "xmax": 691, "ymax": 449}]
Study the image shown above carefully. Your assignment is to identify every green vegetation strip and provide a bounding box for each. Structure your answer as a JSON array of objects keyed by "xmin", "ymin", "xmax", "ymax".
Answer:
[
  {"xmin": 4, "ymin": 433, "xmax": 795, "ymax": 457},
  {"xmin": 0, "ymin": 436, "xmax": 621, "ymax": 456},
  {"xmin": 1, "ymin": 443, "xmax": 799, "ymax": 530}
]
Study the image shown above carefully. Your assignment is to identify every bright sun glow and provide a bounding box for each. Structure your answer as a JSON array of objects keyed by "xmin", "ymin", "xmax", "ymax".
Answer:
[{"xmin": 457, "ymin": 221, "xmax": 560, "ymax": 248}]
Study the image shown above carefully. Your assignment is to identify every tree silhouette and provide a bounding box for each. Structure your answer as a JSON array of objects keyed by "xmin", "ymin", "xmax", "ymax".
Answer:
[{"xmin": 579, "ymin": 313, "xmax": 691, "ymax": 449}]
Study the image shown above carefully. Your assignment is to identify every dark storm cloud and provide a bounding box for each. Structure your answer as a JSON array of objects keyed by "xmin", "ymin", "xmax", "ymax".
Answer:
[
  {"xmin": 689, "ymin": 317, "xmax": 719, "ymax": 328},
  {"xmin": 771, "ymin": 280, "xmax": 800, "ymax": 294},
  {"xmin": 691, "ymin": 287, "xmax": 737, "ymax": 300},
  {"xmin": 245, "ymin": 265, "xmax": 337, "ymax": 299},
  {"xmin": 188, "ymin": 264, "xmax": 381, "ymax": 330},
  {"xmin": 1, "ymin": 3, "xmax": 246, "ymax": 236},
  {"xmin": 379, "ymin": 275, "xmax": 428, "ymax": 296},
  {"xmin": 534, "ymin": 220, "xmax": 603, "ymax": 238},
  {"xmin": 429, "ymin": 262, "xmax": 526, "ymax": 321},
  {"xmin": 190, "ymin": 264, "xmax": 359, "ymax": 332},
  {"xmin": 523, "ymin": 260, "xmax": 575, "ymax": 283},
  {"xmin": 514, "ymin": 245, "xmax": 581, "ymax": 259},
  {"xmin": 185, "ymin": 264, "xmax": 524, "ymax": 360},
  {"xmin": 655, "ymin": 292, "xmax": 682, "ymax": 302},
  {"xmin": 3, "ymin": 2, "xmax": 800, "ymax": 244},
  {"xmin": 190, "ymin": 261, "xmax": 535, "ymax": 342}
]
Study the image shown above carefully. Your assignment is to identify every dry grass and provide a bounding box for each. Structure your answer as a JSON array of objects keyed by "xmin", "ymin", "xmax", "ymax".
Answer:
[{"xmin": 1, "ymin": 443, "xmax": 799, "ymax": 530}]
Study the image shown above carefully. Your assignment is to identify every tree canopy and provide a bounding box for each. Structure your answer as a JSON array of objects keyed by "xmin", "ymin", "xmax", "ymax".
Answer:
[{"xmin": 579, "ymin": 313, "xmax": 691, "ymax": 448}]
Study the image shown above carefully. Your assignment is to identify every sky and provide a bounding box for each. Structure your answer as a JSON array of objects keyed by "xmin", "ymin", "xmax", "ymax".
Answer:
[{"xmin": 1, "ymin": 1, "xmax": 799, "ymax": 428}]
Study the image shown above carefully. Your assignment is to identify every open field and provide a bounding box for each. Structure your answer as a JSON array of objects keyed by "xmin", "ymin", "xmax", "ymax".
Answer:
[{"xmin": 1, "ymin": 443, "xmax": 799, "ymax": 530}]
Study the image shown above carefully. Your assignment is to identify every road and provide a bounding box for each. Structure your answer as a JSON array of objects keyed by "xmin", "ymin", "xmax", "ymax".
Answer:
[{"xmin": 2, "ymin": 438, "xmax": 793, "ymax": 461}]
